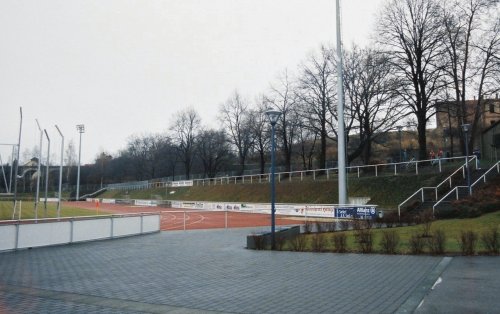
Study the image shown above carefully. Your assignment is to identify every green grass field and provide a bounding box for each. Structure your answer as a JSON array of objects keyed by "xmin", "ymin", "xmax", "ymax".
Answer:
[
  {"xmin": 287, "ymin": 211, "xmax": 500, "ymax": 255},
  {"xmin": 0, "ymin": 201, "xmax": 109, "ymax": 220}
]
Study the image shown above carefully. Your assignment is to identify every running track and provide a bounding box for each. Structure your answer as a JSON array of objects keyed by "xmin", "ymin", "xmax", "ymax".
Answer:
[{"xmin": 67, "ymin": 201, "xmax": 301, "ymax": 231}]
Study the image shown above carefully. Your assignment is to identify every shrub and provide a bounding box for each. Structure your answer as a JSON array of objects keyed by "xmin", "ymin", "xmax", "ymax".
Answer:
[
  {"xmin": 315, "ymin": 221, "xmax": 324, "ymax": 233},
  {"xmin": 419, "ymin": 209, "xmax": 434, "ymax": 238},
  {"xmin": 428, "ymin": 229, "xmax": 446, "ymax": 255},
  {"xmin": 275, "ymin": 235, "xmax": 286, "ymax": 251},
  {"xmin": 290, "ymin": 234, "xmax": 308, "ymax": 251},
  {"xmin": 409, "ymin": 232, "xmax": 425, "ymax": 254},
  {"xmin": 458, "ymin": 230, "xmax": 478, "ymax": 256},
  {"xmin": 355, "ymin": 228, "xmax": 373, "ymax": 253},
  {"xmin": 352, "ymin": 219, "xmax": 362, "ymax": 231},
  {"xmin": 311, "ymin": 233, "xmax": 327, "ymax": 252},
  {"xmin": 251, "ymin": 233, "xmax": 266, "ymax": 250},
  {"xmin": 332, "ymin": 233, "xmax": 347, "ymax": 253},
  {"xmin": 380, "ymin": 230, "xmax": 399, "ymax": 254},
  {"xmin": 324, "ymin": 221, "xmax": 337, "ymax": 232},
  {"xmin": 304, "ymin": 220, "xmax": 313, "ymax": 234},
  {"xmin": 339, "ymin": 220, "xmax": 351, "ymax": 231},
  {"xmin": 481, "ymin": 226, "xmax": 499, "ymax": 255}
]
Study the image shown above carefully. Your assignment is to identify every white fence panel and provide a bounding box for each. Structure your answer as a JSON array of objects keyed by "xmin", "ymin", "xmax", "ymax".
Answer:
[
  {"xmin": 17, "ymin": 222, "xmax": 71, "ymax": 249},
  {"xmin": 73, "ymin": 219, "xmax": 112, "ymax": 242},
  {"xmin": 113, "ymin": 216, "xmax": 141, "ymax": 237},
  {"xmin": 142, "ymin": 215, "xmax": 160, "ymax": 233},
  {"xmin": 0, "ymin": 225, "xmax": 16, "ymax": 251}
]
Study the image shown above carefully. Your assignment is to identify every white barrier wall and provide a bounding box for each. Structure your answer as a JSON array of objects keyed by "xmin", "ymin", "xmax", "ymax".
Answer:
[{"xmin": 0, "ymin": 214, "xmax": 160, "ymax": 252}]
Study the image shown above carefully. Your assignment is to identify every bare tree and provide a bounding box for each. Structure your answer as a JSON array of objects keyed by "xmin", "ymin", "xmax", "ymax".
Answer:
[
  {"xmin": 268, "ymin": 70, "xmax": 300, "ymax": 172},
  {"xmin": 296, "ymin": 46, "xmax": 337, "ymax": 169},
  {"xmin": 441, "ymin": 0, "xmax": 499, "ymax": 152},
  {"xmin": 169, "ymin": 108, "xmax": 201, "ymax": 179},
  {"xmin": 343, "ymin": 46, "xmax": 404, "ymax": 164},
  {"xmin": 296, "ymin": 116, "xmax": 318, "ymax": 170},
  {"xmin": 250, "ymin": 96, "xmax": 271, "ymax": 175},
  {"xmin": 219, "ymin": 91, "xmax": 255, "ymax": 175},
  {"xmin": 377, "ymin": 0, "xmax": 446, "ymax": 160},
  {"xmin": 125, "ymin": 133, "xmax": 168, "ymax": 180},
  {"xmin": 196, "ymin": 128, "xmax": 231, "ymax": 178}
]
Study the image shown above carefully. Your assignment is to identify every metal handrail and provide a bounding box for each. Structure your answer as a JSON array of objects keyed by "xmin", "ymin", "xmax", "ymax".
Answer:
[
  {"xmin": 397, "ymin": 157, "xmax": 474, "ymax": 217},
  {"xmin": 470, "ymin": 161, "xmax": 500, "ymax": 188},
  {"xmin": 107, "ymin": 156, "xmax": 472, "ymax": 191},
  {"xmin": 435, "ymin": 156, "xmax": 476, "ymax": 190},
  {"xmin": 432, "ymin": 186, "xmax": 468, "ymax": 212},
  {"xmin": 432, "ymin": 161, "xmax": 500, "ymax": 212}
]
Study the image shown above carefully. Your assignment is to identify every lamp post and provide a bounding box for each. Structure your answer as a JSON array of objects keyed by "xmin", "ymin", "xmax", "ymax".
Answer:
[
  {"xmin": 397, "ymin": 126, "xmax": 403, "ymax": 162},
  {"xmin": 462, "ymin": 124, "xmax": 471, "ymax": 195},
  {"xmin": 44, "ymin": 129, "xmax": 50, "ymax": 217},
  {"xmin": 76, "ymin": 124, "xmax": 85, "ymax": 201},
  {"xmin": 35, "ymin": 119, "xmax": 43, "ymax": 221},
  {"xmin": 265, "ymin": 109, "xmax": 281, "ymax": 250},
  {"xmin": 55, "ymin": 125, "xmax": 64, "ymax": 218}
]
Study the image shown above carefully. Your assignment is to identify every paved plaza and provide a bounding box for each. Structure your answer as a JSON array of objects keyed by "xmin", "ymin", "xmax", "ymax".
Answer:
[{"xmin": 0, "ymin": 228, "xmax": 499, "ymax": 313}]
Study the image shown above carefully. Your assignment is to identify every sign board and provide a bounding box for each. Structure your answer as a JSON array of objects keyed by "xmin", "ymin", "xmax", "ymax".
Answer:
[{"xmin": 334, "ymin": 206, "xmax": 377, "ymax": 219}]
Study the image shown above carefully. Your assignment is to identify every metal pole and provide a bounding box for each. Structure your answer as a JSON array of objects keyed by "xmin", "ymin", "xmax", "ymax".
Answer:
[
  {"xmin": 55, "ymin": 125, "xmax": 64, "ymax": 218},
  {"xmin": 44, "ymin": 130, "xmax": 50, "ymax": 217},
  {"xmin": 76, "ymin": 124, "xmax": 85, "ymax": 201},
  {"xmin": 336, "ymin": 0, "xmax": 347, "ymax": 205},
  {"xmin": 9, "ymin": 145, "xmax": 14, "ymax": 193},
  {"xmin": 35, "ymin": 119, "xmax": 43, "ymax": 221},
  {"xmin": 270, "ymin": 121, "xmax": 276, "ymax": 250},
  {"xmin": 465, "ymin": 131, "xmax": 471, "ymax": 195},
  {"xmin": 13, "ymin": 107, "xmax": 22, "ymax": 214}
]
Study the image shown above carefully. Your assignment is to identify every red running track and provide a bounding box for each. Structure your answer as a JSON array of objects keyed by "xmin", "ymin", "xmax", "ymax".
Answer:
[{"xmin": 66, "ymin": 201, "xmax": 302, "ymax": 231}]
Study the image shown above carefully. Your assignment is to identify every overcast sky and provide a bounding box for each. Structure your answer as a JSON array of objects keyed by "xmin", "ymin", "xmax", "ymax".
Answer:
[{"xmin": 0, "ymin": 0, "xmax": 384, "ymax": 165}]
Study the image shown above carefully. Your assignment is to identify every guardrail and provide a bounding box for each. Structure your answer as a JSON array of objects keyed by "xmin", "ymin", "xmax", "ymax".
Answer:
[
  {"xmin": 397, "ymin": 156, "xmax": 478, "ymax": 218},
  {"xmin": 107, "ymin": 156, "xmax": 473, "ymax": 191},
  {"xmin": 432, "ymin": 161, "xmax": 500, "ymax": 212}
]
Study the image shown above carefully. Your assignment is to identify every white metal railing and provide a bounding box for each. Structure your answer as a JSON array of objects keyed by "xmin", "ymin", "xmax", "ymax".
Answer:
[
  {"xmin": 432, "ymin": 161, "xmax": 500, "ymax": 212},
  {"xmin": 397, "ymin": 156, "xmax": 477, "ymax": 217},
  {"xmin": 107, "ymin": 156, "xmax": 472, "ymax": 191}
]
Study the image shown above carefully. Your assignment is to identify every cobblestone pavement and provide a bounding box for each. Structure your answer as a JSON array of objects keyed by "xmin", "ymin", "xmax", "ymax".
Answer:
[
  {"xmin": 414, "ymin": 257, "xmax": 500, "ymax": 314},
  {"xmin": 0, "ymin": 228, "xmax": 486, "ymax": 313}
]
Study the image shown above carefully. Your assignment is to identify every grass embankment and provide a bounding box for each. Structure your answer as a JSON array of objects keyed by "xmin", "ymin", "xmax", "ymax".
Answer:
[
  {"xmin": 0, "ymin": 201, "xmax": 108, "ymax": 220},
  {"xmin": 101, "ymin": 171, "xmax": 450, "ymax": 210}
]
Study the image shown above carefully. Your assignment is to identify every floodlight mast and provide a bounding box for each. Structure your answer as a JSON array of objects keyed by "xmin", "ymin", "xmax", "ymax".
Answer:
[
  {"xmin": 336, "ymin": 0, "xmax": 347, "ymax": 205},
  {"xmin": 76, "ymin": 124, "xmax": 85, "ymax": 201},
  {"xmin": 35, "ymin": 119, "xmax": 43, "ymax": 221},
  {"xmin": 44, "ymin": 129, "xmax": 50, "ymax": 217},
  {"xmin": 13, "ymin": 107, "xmax": 22, "ymax": 215},
  {"xmin": 55, "ymin": 125, "xmax": 64, "ymax": 218}
]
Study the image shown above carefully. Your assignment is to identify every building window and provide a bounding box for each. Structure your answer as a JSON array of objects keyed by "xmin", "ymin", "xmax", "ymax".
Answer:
[{"xmin": 490, "ymin": 103, "xmax": 495, "ymax": 113}]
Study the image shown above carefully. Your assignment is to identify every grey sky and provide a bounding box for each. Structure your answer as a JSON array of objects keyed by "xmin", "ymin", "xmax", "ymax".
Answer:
[{"xmin": 0, "ymin": 0, "xmax": 384, "ymax": 164}]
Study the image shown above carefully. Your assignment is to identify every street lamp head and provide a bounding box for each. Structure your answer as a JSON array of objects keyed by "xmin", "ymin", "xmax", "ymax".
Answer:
[
  {"xmin": 461, "ymin": 123, "xmax": 471, "ymax": 133},
  {"xmin": 265, "ymin": 110, "xmax": 281, "ymax": 126},
  {"xmin": 76, "ymin": 124, "xmax": 85, "ymax": 133}
]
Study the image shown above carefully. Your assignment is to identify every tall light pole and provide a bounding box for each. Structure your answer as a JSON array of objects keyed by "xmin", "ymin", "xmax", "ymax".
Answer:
[
  {"xmin": 336, "ymin": 0, "xmax": 347, "ymax": 205},
  {"xmin": 397, "ymin": 125, "xmax": 403, "ymax": 162},
  {"xmin": 44, "ymin": 129, "xmax": 50, "ymax": 217},
  {"xmin": 266, "ymin": 109, "xmax": 281, "ymax": 250},
  {"xmin": 76, "ymin": 124, "xmax": 85, "ymax": 201},
  {"xmin": 34, "ymin": 119, "xmax": 43, "ymax": 221},
  {"xmin": 13, "ymin": 107, "xmax": 22, "ymax": 215},
  {"xmin": 55, "ymin": 125, "xmax": 64, "ymax": 218},
  {"xmin": 462, "ymin": 124, "xmax": 472, "ymax": 195}
]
